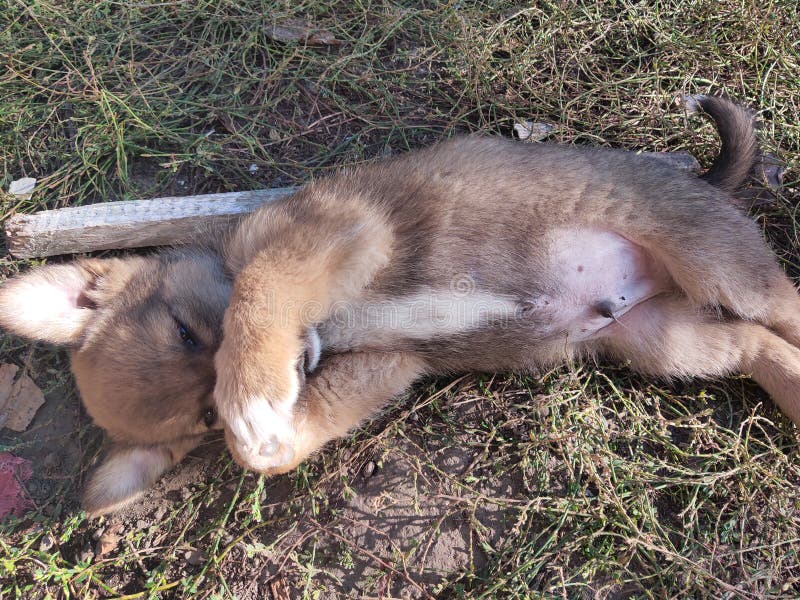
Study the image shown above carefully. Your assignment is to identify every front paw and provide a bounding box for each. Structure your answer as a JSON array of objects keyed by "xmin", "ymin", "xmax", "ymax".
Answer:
[
  {"xmin": 214, "ymin": 295, "xmax": 308, "ymax": 472},
  {"xmin": 220, "ymin": 395, "xmax": 298, "ymax": 472},
  {"xmin": 214, "ymin": 340, "xmax": 303, "ymax": 472}
]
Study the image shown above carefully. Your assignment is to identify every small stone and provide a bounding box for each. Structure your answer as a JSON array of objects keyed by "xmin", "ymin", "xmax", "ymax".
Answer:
[
  {"xmin": 362, "ymin": 461, "xmax": 376, "ymax": 479},
  {"xmin": 91, "ymin": 527, "xmax": 105, "ymax": 540},
  {"xmin": 181, "ymin": 488, "xmax": 192, "ymax": 501},
  {"xmin": 135, "ymin": 519, "xmax": 147, "ymax": 530},
  {"xmin": 78, "ymin": 545, "xmax": 94, "ymax": 563},
  {"xmin": 184, "ymin": 549, "xmax": 205, "ymax": 566},
  {"xmin": 42, "ymin": 452, "xmax": 61, "ymax": 471},
  {"xmin": 154, "ymin": 506, "xmax": 167, "ymax": 521},
  {"xmin": 38, "ymin": 533, "xmax": 55, "ymax": 552}
]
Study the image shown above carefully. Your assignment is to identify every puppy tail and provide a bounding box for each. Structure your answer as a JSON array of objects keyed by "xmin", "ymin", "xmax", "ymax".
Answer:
[{"xmin": 681, "ymin": 94, "xmax": 758, "ymax": 194}]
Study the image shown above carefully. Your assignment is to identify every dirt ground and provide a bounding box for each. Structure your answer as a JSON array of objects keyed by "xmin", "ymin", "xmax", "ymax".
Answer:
[
  {"xmin": 3, "ymin": 1, "xmax": 800, "ymax": 598},
  {"xmin": 3, "ymin": 370, "xmax": 530, "ymax": 597}
]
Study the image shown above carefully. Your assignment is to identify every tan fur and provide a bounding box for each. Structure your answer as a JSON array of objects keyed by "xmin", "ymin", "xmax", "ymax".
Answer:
[
  {"xmin": 2, "ymin": 95, "xmax": 793, "ymax": 515},
  {"xmin": 592, "ymin": 294, "xmax": 800, "ymax": 424}
]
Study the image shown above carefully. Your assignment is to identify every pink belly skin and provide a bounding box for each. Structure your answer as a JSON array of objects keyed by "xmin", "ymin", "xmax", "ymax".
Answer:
[{"xmin": 536, "ymin": 227, "xmax": 672, "ymax": 341}]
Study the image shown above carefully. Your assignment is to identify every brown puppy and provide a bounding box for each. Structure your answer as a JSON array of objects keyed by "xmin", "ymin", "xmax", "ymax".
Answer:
[{"xmin": 0, "ymin": 95, "xmax": 778, "ymax": 515}]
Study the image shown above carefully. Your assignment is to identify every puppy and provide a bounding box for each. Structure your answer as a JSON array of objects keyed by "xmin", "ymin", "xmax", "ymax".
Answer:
[{"xmin": 0, "ymin": 95, "xmax": 783, "ymax": 515}]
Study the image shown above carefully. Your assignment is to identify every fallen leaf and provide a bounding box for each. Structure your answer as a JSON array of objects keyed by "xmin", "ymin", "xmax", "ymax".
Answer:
[
  {"xmin": 0, "ymin": 364, "xmax": 16, "ymax": 407},
  {"xmin": 0, "ymin": 453, "xmax": 34, "ymax": 519},
  {"xmin": 95, "ymin": 530, "xmax": 121, "ymax": 558},
  {"xmin": 9, "ymin": 177, "xmax": 36, "ymax": 198},
  {"xmin": 0, "ymin": 363, "xmax": 46, "ymax": 431},
  {"xmin": 266, "ymin": 19, "xmax": 342, "ymax": 46},
  {"xmin": 77, "ymin": 545, "xmax": 94, "ymax": 564},
  {"xmin": 513, "ymin": 121, "xmax": 555, "ymax": 142}
]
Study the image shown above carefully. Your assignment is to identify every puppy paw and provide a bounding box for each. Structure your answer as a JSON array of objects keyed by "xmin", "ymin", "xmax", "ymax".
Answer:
[{"xmin": 219, "ymin": 396, "xmax": 299, "ymax": 472}]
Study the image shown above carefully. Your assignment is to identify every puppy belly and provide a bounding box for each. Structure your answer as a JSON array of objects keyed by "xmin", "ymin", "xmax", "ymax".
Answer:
[
  {"xmin": 320, "ymin": 227, "xmax": 672, "ymax": 352},
  {"xmin": 538, "ymin": 227, "xmax": 672, "ymax": 341}
]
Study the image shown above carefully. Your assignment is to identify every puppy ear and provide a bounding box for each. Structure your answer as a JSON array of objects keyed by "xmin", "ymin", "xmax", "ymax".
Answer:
[
  {"xmin": 82, "ymin": 444, "xmax": 181, "ymax": 516},
  {"xmin": 0, "ymin": 258, "xmax": 137, "ymax": 345}
]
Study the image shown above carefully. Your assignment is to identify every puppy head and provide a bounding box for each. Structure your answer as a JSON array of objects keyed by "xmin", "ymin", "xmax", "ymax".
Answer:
[{"xmin": 0, "ymin": 248, "xmax": 231, "ymax": 514}]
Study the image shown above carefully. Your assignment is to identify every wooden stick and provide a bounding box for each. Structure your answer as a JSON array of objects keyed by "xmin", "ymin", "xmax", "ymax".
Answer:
[
  {"xmin": 3, "ymin": 151, "xmax": 701, "ymax": 259},
  {"xmin": 4, "ymin": 188, "xmax": 296, "ymax": 258}
]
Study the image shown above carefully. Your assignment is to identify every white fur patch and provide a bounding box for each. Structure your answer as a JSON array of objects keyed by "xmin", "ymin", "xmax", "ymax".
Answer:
[
  {"xmin": 220, "ymin": 364, "xmax": 301, "ymax": 471},
  {"xmin": 83, "ymin": 446, "xmax": 173, "ymax": 515},
  {"xmin": 306, "ymin": 327, "xmax": 322, "ymax": 372},
  {"xmin": 324, "ymin": 289, "xmax": 519, "ymax": 349},
  {"xmin": 0, "ymin": 267, "xmax": 94, "ymax": 343},
  {"xmin": 224, "ymin": 398, "xmax": 291, "ymax": 448}
]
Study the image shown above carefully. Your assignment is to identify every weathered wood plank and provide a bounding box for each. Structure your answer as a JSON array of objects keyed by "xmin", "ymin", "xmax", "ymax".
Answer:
[{"xmin": 4, "ymin": 188, "xmax": 297, "ymax": 258}]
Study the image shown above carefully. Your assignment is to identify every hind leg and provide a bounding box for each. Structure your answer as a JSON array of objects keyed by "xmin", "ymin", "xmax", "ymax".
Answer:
[
  {"xmin": 590, "ymin": 193, "xmax": 800, "ymax": 349},
  {"xmin": 593, "ymin": 294, "xmax": 800, "ymax": 425},
  {"xmin": 640, "ymin": 237, "xmax": 800, "ymax": 349},
  {"xmin": 759, "ymin": 274, "xmax": 800, "ymax": 349}
]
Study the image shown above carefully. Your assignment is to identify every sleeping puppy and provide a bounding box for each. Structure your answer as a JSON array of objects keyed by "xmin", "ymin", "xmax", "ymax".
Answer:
[{"xmin": 2, "ymin": 95, "xmax": 788, "ymax": 516}]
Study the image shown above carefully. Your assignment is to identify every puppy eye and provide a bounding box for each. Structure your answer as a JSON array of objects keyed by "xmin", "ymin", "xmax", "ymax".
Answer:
[
  {"xmin": 202, "ymin": 407, "xmax": 217, "ymax": 428},
  {"xmin": 177, "ymin": 322, "xmax": 197, "ymax": 347}
]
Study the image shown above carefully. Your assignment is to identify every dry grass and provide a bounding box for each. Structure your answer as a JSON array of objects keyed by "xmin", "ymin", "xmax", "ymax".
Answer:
[{"xmin": 1, "ymin": 1, "xmax": 800, "ymax": 598}]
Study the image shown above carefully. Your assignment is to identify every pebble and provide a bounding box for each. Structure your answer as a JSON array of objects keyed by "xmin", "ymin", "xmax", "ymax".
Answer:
[
  {"xmin": 184, "ymin": 549, "xmax": 205, "ymax": 566},
  {"xmin": 77, "ymin": 545, "xmax": 94, "ymax": 564},
  {"xmin": 362, "ymin": 461, "xmax": 376, "ymax": 478},
  {"xmin": 38, "ymin": 533, "xmax": 55, "ymax": 552},
  {"xmin": 42, "ymin": 452, "xmax": 61, "ymax": 471}
]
